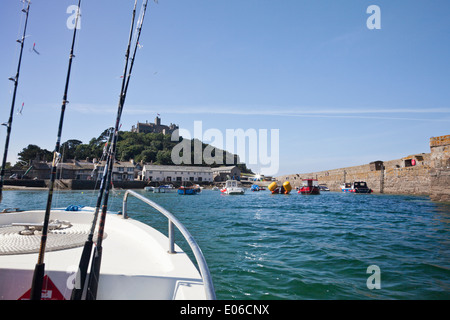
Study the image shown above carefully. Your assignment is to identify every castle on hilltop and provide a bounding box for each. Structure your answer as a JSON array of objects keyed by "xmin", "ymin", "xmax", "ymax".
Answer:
[{"xmin": 131, "ymin": 116, "xmax": 179, "ymax": 135}]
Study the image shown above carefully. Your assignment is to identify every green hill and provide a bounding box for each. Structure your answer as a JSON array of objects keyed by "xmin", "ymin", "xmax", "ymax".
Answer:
[{"xmin": 15, "ymin": 129, "xmax": 253, "ymax": 174}]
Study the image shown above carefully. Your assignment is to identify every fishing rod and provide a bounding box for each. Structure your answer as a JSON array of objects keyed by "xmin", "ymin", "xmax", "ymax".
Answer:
[
  {"xmin": 0, "ymin": 0, "xmax": 31, "ymax": 203},
  {"xmin": 73, "ymin": 0, "xmax": 139, "ymax": 300},
  {"xmin": 70, "ymin": 127, "xmax": 114, "ymax": 300},
  {"xmin": 86, "ymin": 0, "xmax": 149, "ymax": 300},
  {"xmin": 30, "ymin": 0, "xmax": 82, "ymax": 300}
]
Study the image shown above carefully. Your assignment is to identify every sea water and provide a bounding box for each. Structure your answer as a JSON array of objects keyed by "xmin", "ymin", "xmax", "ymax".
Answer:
[{"xmin": 2, "ymin": 188, "xmax": 449, "ymax": 300}]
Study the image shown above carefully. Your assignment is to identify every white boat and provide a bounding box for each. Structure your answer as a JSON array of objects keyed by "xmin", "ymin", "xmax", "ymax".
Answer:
[
  {"xmin": 159, "ymin": 184, "xmax": 177, "ymax": 193},
  {"xmin": 145, "ymin": 184, "xmax": 177, "ymax": 193},
  {"xmin": 0, "ymin": 190, "xmax": 215, "ymax": 300},
  {"xmin": 220, "ymin": 180, "xmax": 245, "ymax": 195}
]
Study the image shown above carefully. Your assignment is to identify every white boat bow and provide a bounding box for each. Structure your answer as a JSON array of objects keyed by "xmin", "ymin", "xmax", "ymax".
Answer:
[{"xmin": 0, "ymin": 190, "xmax": 215, "ymax": 300}]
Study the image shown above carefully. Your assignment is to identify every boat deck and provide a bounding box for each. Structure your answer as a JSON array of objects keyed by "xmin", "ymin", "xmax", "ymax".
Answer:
[{"xmin": 0, "ymin": 208, "xmax": 206, "ymax": 300}]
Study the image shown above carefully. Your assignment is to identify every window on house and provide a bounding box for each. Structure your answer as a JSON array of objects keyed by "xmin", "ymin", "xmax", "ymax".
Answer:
[{"xmin": 404, "ymin": 159, "xmax": 413, "ymax": 167}]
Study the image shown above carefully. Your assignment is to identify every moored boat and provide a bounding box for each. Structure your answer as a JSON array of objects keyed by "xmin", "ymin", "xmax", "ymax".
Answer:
[
  {"xmin": 341, "ymin": 181, "xmax": 372, "ymax": 193},
  {"xmin": 146, "ymin": 184, "xmax": 177, "ymax": 193},
  {"xmin": 178, "ymin": 186, "xmax": 200, "ymax": 195},
  {"xmin": 298, "ymin": 179, "xmax": 320, "ymax": 195},
  {"xmin": 250, "ymin": 184, "xmax": 266, "ymax": 191},
  {"xmin": 221, "ymin": 180, "xmax": 245, "ymax": 195}
]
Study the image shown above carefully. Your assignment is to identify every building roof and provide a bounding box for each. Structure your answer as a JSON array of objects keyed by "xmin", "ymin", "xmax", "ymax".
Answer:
[
  {"xmin": 31, "ymin": 160, "xmax": 138, "ymax": 171},
  {"xmin": 211, "ymin": 166, "xmax": 238, "ymax": 173},
  {"xmin": 143, "ymin": 165, "xmax": 212, "ymax": 173}
]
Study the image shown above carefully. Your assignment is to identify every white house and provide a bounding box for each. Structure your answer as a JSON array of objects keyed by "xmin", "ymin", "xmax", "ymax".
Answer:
[
  {"xmin": 142, "ymin": 165, "xmax": 213, "ymax": 183},
  {"xmin": 94, "ymin": 160, "xmax": 139, "ymax": 181}
]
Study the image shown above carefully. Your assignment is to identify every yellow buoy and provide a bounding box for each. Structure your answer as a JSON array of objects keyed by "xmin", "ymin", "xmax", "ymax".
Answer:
[
  {"xmin": 268, "ymin": 181, "xmax": 278, "ymax": 192},
  {"xmin": 283, "ymin": 181, "xmax": 292, "ymax": 194}
]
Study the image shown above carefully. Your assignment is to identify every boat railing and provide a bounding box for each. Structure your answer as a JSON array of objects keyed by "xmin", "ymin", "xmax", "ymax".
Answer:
[{"xmin": 122, "ymin": 189, "xmax": 216, "ymax": 300}]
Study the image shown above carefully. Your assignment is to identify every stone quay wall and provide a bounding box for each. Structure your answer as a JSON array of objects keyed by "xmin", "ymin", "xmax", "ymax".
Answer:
[
  {"xmin": 429, "ymin": 135, "xmax": 450, "ymax": 202},
  {"xmin": 276, "ymin": 134, "xmax": 450, "ymax": 201},
  {"xmin": 277, "ymin": 154, "xmax": 432, "ymax": 195}
]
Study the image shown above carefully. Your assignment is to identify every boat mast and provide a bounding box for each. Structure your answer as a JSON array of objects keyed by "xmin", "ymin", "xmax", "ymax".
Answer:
[
  {"xmin": 0, "ymin": 0, "xmax": 31, "ymax": 202},
  {"xmin": 30, "ymin": 0, "xmax": 82, "ymax": 300},
  {"xmin": 86, "ymin": 0, "xmax": 149, "ymax": 300}
]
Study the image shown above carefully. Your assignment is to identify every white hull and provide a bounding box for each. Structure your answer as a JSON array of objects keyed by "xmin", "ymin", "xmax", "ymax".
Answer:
[
  {"xmin": 145, "ymin": 186, "xmax": 177, "ymax": 193},
  {"xmin": 222, "ymin": 188, "xmax": 245, "ymax": 195},
  {"xmin": 221, "ymin": 180, "xmax": 245, "ymax": 195},
  {"xmin": 0, "ymin": 202, "xmax": 212, "ymax": 300}
]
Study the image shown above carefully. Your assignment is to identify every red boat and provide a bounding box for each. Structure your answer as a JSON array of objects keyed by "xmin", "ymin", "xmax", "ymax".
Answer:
[{"xmin": 298, "ymin": 179, "xmax": 320, "ymax": 195}]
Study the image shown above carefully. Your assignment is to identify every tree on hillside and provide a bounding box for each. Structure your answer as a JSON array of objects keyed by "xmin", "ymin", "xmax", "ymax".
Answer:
[
  {"xmin": 13, "ymin": 129, "xmax": 254, "ymax": 174},
  {"xmin": 60, "ymin": 139, "xmax": 83, "ymax": 160},
  {"xmin": 18, "ymin": 144, "xmax": 52, "ymax": 163},
  {"xmin": 156, "ymin": 150, "xmax": 172, "ymax": 165}
]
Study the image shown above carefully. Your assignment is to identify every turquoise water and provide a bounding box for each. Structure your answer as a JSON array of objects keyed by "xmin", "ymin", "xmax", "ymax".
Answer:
[{"xmin": 2, "ymin": 189, "xmax": 450, "ymax": 300}]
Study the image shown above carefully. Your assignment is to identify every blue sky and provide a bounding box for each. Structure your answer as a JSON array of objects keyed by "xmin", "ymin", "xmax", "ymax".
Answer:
[{"xmin": 0, "ymin": 0, "xmax": 449, "ymax": 176}]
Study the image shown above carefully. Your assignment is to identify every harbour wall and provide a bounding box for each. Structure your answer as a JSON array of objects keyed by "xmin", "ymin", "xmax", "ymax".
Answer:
[
  {"xmin": 276, "ymin": 155, "xmax": 432, "ymax": 195},
  {"xmin": 429, "ymin": 135, "xmax": 450, "ymax": 202},
  {"xmin": 276, "ymin": 135, "xmax": 450, "ymax": 201}
]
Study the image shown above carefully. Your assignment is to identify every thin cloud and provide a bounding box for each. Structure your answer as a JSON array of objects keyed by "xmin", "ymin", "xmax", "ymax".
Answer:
[{"xmin": 67, "ymin": 103, "xmax": 450, "ymax": 122}]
